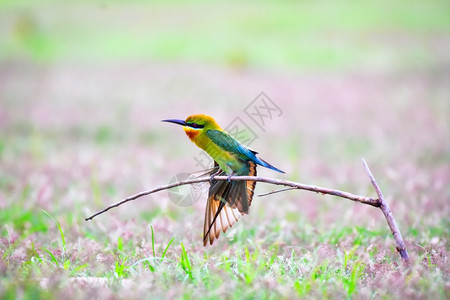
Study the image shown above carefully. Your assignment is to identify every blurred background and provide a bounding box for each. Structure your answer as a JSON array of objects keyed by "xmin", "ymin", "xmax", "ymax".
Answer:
[{"xmin": 0, "ymin": 0, "xmax": 449, "ymax": 284}]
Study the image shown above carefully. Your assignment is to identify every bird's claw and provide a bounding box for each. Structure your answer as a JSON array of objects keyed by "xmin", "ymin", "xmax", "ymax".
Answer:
[
  {"xmin": 227, "ymin": 172, "xmax": 235, "ymax": 182},
  {"xmin": 210, "ymin": 169, "xmax": 221, "ymax": 185}
]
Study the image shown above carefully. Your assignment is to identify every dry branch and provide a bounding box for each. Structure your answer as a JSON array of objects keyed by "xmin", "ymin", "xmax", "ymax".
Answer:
[
  {"xmin": 362, "ymin": 159, "xmax": 409, "ymax": 262},
  {"xmin": 85, "ymin": 176, "xmax": 380, "ymax": 221},
  {"xmin": 85, "ymin": 160, "xmax": 409, "ymax": 262}
]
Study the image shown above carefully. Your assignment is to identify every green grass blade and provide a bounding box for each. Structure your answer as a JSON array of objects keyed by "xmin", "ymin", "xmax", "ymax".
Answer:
[
  {"xmin": 150, "ymin": 225, "xmax": 155, "ymax": 258},
  {"xmin": 41, "ymin": 248, "xmax": 60, "ymax": 268},
  {"xmin": 162, "ymin": 237, "xmax": 175, "ymax": 259},
  {"xmin": 41, "ymin": 209, "xmax": 66, "ymax": 250},
  {"xmin": 180, "ymin": 243, "xmax": 193, "ymax": 279}
]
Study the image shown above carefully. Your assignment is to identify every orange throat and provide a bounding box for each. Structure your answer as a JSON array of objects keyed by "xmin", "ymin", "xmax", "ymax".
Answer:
[{"xmin": 183, "ymin": 127, "xmax": 200, "ymax": 143}]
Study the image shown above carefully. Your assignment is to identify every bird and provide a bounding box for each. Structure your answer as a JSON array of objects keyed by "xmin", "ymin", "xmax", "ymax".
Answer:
[{"xmin": 162, "ymin": 114, "xmax": 284, "ymax": 246}]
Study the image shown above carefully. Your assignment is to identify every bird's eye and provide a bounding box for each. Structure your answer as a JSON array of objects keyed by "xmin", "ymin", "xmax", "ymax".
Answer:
[{"xmin": 190, "ymin": 123, "xmax": 203, "ymax": 129}]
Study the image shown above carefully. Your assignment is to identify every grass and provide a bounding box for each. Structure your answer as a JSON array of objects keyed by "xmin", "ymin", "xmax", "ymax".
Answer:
[
  {"xmin": 0, "ymin": 197, "xmax": 448, "ymax": 298},
  {"xmin": 1, "ymin": 0, "xmax": 449, "ymax": 299}
]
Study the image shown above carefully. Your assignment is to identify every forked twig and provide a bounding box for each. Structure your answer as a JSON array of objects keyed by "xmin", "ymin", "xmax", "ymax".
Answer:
[
  {"xmin": 85, "ymin": 160, "xmax": 409, "ymax": 262},
  {"xmin": 362, "ymin": 158, "xmax": 409, "ymax": 262},
  {"xmin": 257, "ymin": 187, "xmax": 297, "ymax": 197}
]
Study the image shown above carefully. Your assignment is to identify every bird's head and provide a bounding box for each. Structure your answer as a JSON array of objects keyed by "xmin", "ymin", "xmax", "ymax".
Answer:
[{"xmin": 162, "ymin": 114, "xmax": 221, "ymax": 140}]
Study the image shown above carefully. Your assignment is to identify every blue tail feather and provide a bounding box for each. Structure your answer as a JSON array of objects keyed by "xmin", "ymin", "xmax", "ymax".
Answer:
[
  {"xmin": 257, "ymin": 157, "xmax": 285, "ymax": 173},
  {"xmin": 247, "ymin": 153, "xmax": 284, "ymax": 174}
]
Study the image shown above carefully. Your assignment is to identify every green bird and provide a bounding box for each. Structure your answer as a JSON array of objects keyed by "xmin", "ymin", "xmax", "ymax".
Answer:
[{"xmin": 163, "ymin": 114, "xmax": 284, "ymax": 246}]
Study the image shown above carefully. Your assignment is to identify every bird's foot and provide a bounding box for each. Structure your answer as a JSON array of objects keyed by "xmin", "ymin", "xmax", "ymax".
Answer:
[
  {"xmin": 227, "ymin": 172, "xmax": 235, "ymax": 183},
  {"xmin": 209, "ymin": 169, "xmax": 221, "ymax": 185}
]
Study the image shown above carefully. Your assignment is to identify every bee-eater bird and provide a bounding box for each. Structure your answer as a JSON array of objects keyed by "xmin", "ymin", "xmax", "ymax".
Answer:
[{"xmin": 162, "ymin": 114, "xmax": 284, "ymax": 246}]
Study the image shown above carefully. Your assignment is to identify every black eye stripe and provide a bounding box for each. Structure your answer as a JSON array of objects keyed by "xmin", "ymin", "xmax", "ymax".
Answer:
[{"xmin": 188, "ymin": 122, "xmax": 204, "ymax": 129}]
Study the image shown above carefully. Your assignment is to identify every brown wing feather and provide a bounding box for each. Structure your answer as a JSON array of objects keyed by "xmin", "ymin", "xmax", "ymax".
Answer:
[
  {"xmin": 247, "ymin": 161, "xmax": 257, "ymax": 207},
  {"xmin": 203, "ymin": 195, "xmax": 241, "ymax": 246},
  {"xmin": 203, "ymin": 160, "xmax": 258, "ymax": 246}
]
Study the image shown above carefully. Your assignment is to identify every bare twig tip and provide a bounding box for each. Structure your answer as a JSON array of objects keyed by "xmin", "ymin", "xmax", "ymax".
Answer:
[{"xmin": 362, "ymin": 159, "xmax": 409, "ymax": 262}]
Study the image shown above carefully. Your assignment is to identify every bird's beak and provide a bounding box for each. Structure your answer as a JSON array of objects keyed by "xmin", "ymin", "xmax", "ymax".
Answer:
[{"xmin": 161, "ymin": 119, "xmax": 187, "ymax": 126}]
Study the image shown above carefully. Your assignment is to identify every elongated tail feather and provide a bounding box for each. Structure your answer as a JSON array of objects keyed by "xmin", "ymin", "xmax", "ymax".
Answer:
[{"xmin": 255, "ymin": 157, "xmax": 285, "ymax": 174}]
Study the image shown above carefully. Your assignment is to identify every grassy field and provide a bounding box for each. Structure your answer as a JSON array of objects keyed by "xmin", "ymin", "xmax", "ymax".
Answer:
[{"xmin": 1, "ymin": 0, "xmax": 449, "ymax": 299}]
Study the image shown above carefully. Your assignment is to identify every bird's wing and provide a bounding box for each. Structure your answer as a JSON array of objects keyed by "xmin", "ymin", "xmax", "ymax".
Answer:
[
  {"xmin": 203, "ymin": 162, "xmax": 257, "ymax": 246},
  {"xmin": 206, "ymin": 129, "xmax": 257, "ymax": 159},
  {"xmin": 203, "ymin": 195, "xmax": 241, "ymax": 246}
]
